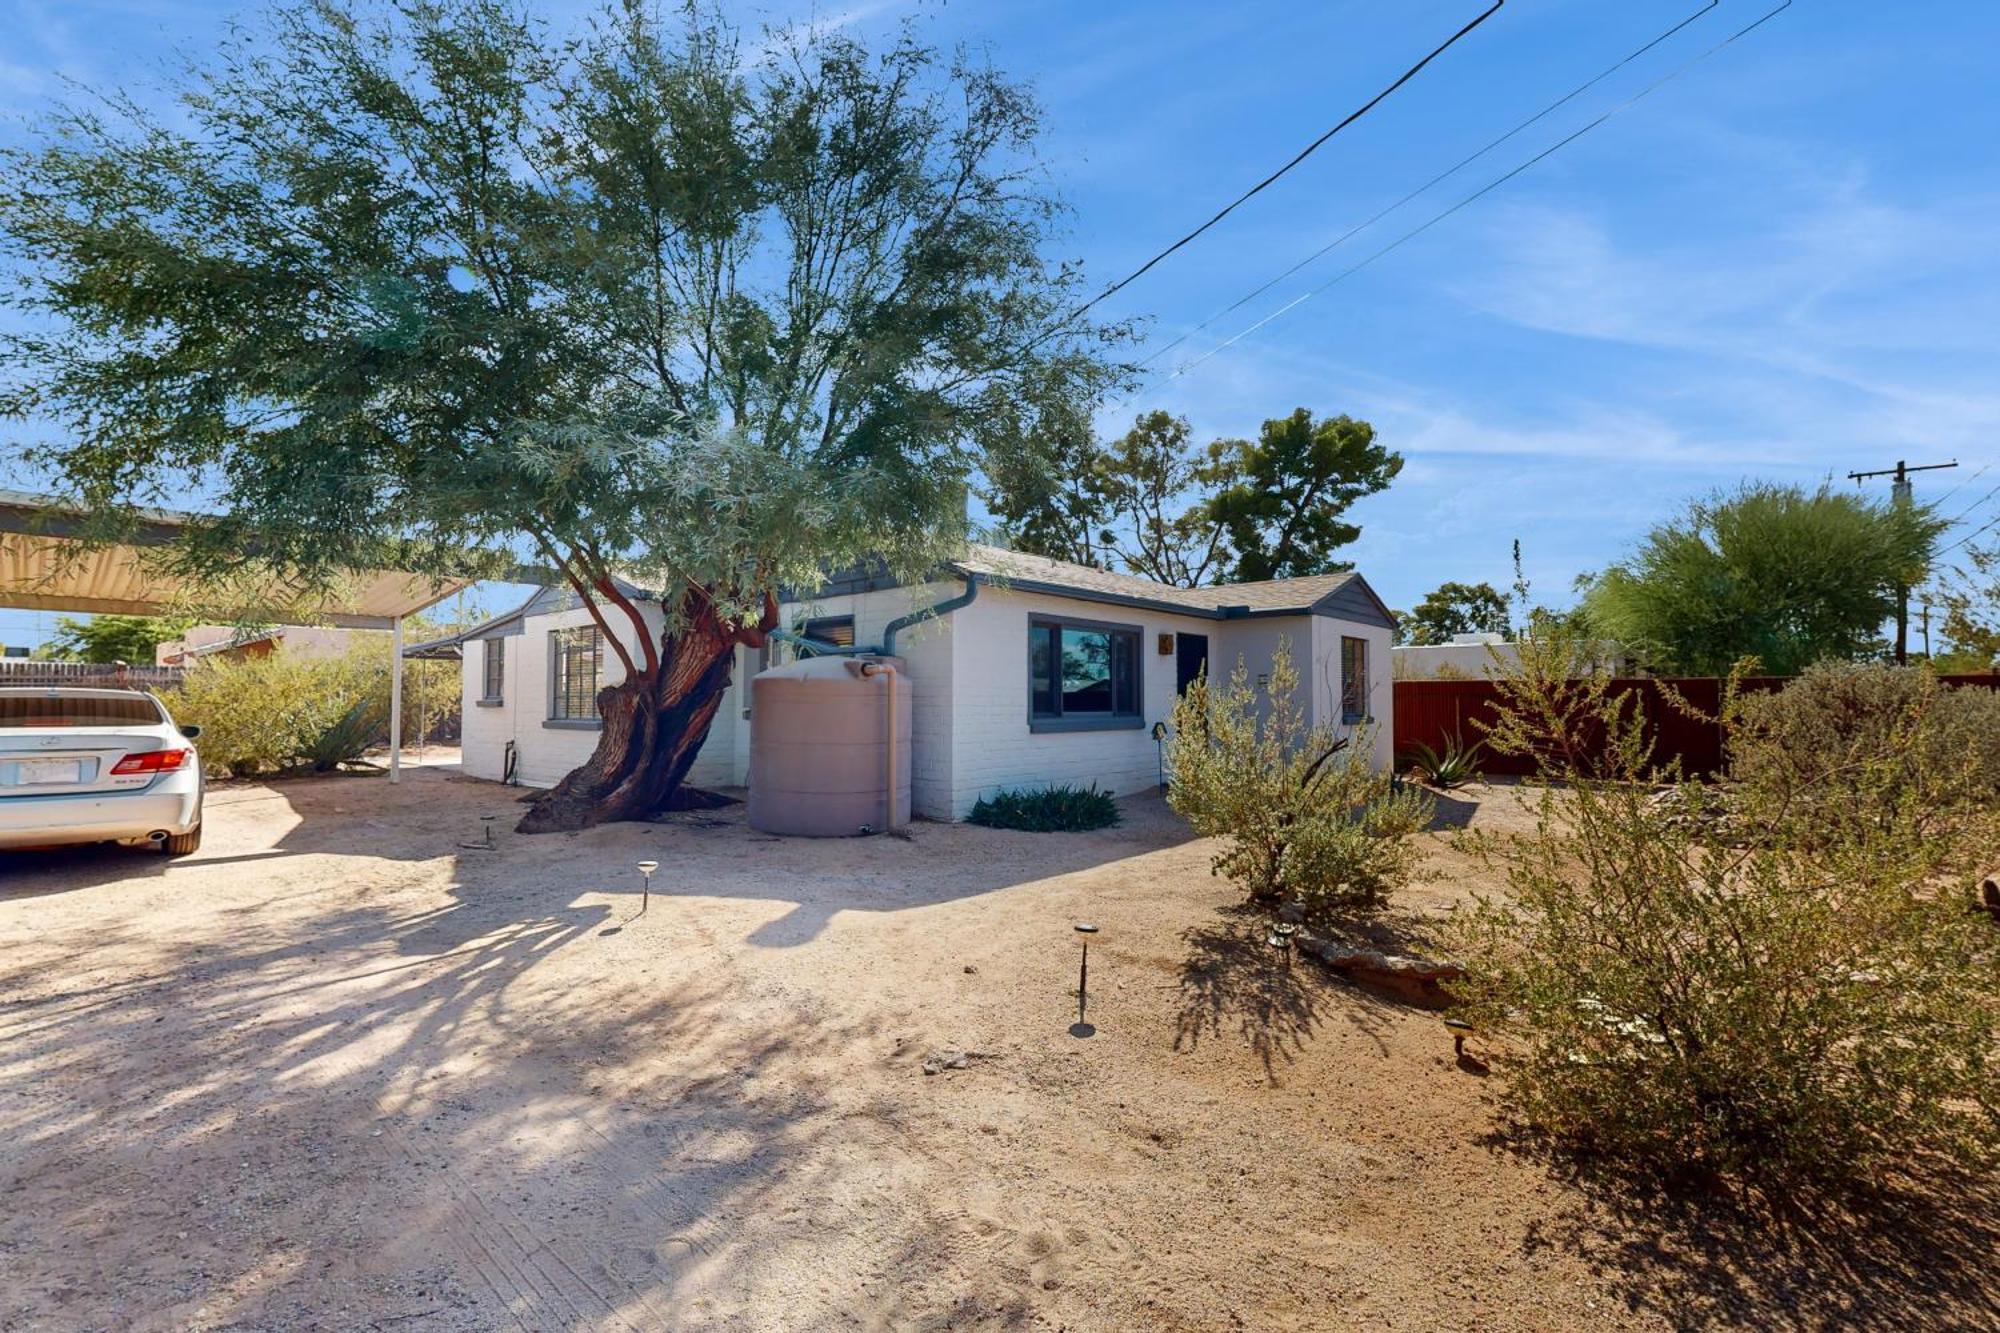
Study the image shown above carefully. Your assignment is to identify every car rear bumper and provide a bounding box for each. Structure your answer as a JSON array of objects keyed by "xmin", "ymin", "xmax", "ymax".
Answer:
[{"xmin": 0, "ymin": 775, "xmax": 201, "ymax": 849}]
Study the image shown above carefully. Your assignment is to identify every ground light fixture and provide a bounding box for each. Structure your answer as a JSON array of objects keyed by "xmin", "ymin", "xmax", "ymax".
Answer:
[
  {"xmin": 1268, "ymin": 921, "xmax": 1297, "ymax": 969},
  {"xmin": 1151, "ymin": 720, "xmax": 1169, "ymax": 789},
  {"xmin": 1071, "ymin": 923, "xmax": 1099, "ymax": 1038},
  {"xmin": 637, "ymin": 860, "xmax": 660, "ymax": 915}
]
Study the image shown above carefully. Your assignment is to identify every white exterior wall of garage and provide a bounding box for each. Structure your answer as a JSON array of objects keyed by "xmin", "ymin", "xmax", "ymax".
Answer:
[{"xmin": 460, "ymin": 573, "xmax": 1394, "ymax": 821}]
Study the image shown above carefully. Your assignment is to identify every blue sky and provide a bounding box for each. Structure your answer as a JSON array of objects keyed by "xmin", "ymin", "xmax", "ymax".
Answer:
[{"xmin": 3, "ymin": 0, "xmax": 1997, "ymax": 648}]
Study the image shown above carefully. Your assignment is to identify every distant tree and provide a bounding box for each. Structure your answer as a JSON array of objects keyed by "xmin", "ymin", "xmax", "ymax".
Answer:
[
  {"xmin": 0, "ymin": 1, "xmax": 1114, "ymax": 831},
  {"xmin": 1929, "ymin": 539, "xmax": 2000, "ymax": 669},
  {"xmin": 1400, "ymin": 580, "xmax": 1510, "ymax": 646},
  {"xmin": 1581, "ymin": 483, "xmax": 1945, "ymax": 676},
  {"xmin": 43, "ymin": 615, "xmax": 191, "ymax": 664},
  {"xmin": 985, "ymin": 406, "xmax": 1400, "ymax": 586}
]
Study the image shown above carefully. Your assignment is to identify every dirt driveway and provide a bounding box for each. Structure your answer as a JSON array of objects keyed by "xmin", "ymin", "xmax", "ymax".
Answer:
[{"xmin": 0, "ymin": 762, "xmax": 1985, "ymax": 1331}]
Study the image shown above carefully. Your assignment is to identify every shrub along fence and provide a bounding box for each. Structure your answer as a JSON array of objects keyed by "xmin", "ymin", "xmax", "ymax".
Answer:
[{"xmin": 1394, "ymin": 673, "xmax": 2000, "ymax": 778}]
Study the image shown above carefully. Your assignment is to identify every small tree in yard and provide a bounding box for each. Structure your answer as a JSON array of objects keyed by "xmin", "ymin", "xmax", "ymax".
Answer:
[
  {"xmin": 0, "ymin": 0, "xmax": 1116, "ymax": 832},
  {"xmin": 1450, "ymin": 629, "xmax": 1999, "ymax": 1190},
  {"xmin": 1167, "ymin": 640, "xmax": 1431, "ymax": 915}
]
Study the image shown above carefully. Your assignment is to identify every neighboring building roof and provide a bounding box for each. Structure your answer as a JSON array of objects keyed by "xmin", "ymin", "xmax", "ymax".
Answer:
[{"xmin": 948, "ymin": 543, "xmax": 1396, "ymax": 627}]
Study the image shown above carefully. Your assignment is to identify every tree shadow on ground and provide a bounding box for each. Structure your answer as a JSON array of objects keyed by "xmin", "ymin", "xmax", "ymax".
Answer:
[
  {"xmin": 0, "ymin": 864, "xmax": 949, "ymax": 1330},
  {"xmin": 1501, "ymin": 1133, "xmax": 2000, "ymax": 1332},
  {"xmin": 1173, "ymin": 904, "xmax": 1405, "ymax": 1075}
]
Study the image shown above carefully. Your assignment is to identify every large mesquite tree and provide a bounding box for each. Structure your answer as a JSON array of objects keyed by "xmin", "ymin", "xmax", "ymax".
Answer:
[{"xmin": 0, "ymin": 1, "xmax": 1114, "ymax": 831}]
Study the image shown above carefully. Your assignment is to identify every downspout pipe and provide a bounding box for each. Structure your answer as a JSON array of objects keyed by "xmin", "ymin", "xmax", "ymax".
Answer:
[{"xmin": 881, "ymin": 573, "xmax": 978, "ymax": 658}]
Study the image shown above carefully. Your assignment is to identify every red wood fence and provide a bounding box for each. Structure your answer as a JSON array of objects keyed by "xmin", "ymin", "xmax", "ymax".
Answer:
[{"xmin": 1393, "ymin": 673, "xmax": 2000, "ymax": 778}]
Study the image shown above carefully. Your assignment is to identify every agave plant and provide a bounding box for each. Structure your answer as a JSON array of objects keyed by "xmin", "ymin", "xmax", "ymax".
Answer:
[{"xmin": 1401, "ymin": 731, "xmax": 1486, "ymax": 790}]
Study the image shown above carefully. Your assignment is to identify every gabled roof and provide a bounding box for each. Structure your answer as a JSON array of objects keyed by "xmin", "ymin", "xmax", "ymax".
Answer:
[{"xmin": 949, "ymin": 544, "xmax": 1396, "ymax": 627}]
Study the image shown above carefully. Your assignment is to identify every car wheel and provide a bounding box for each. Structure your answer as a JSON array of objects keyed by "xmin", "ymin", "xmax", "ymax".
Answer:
[{"xmin": 163, "ymin": 824, "xmax": 202, "ymax": 856}]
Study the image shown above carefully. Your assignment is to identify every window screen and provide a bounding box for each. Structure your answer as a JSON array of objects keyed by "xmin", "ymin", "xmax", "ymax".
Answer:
[
  {"xmin": 550, "ymin": 627, "xmax": 603, "ymax": 721},
  {"xmin": 1340, "ymin": 636, "xmax": 1368, "ymax": 723},
  {"xmin": 1030, "ymin": 618, "xmax": 1140, "ymax": 724},
  {"xmin": 481, "ymin": 638, "xmax": 505, "ymax": 702}
]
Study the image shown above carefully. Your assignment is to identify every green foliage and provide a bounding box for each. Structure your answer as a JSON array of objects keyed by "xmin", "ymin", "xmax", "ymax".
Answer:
[
  {"xmin": 1732, "ymin": 661, "xmax": 2000, "ymax": 848},
  {"xmin": 984, "ymin": 407, "xmax": 1401, "ymax": 587},
  {"xmin": 1449, "ymin": 631, "xmax": 1999, "ymax": 1189},
  {"xmin": 1581, "ymin": 483, "xmax": 1946, "ymax": 675},
  {"xmin": 172, "ymin": 644, "xmax": 432, "ymax": 777},
  {"xmin": 42, "ymin": 615, "xmax": 192, "ymax": 665},
  {"xmin": 0, "ymin": 0, "xmax": 1116, "ymax": 818},
  {"xmin": 966, "ymin": 784, "xmax": 1120, "ymax": 832},
  {"xmin": 1399, "ymin": 581, "xmax": 1510, "ymax": 647},
  {"xmin": 1167, "ymin": 639, "xmax": 1431, "ymax": 914},
  {"xmin": 1400, "ymin": 732, "xmax": 1486, "ymax": 789},
  {"xmin": 1930, "ymin": 538, "xmax": 2000, "ymax": 668}
]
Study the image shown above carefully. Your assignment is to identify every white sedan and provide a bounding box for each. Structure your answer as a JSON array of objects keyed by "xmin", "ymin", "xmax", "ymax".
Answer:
[{"xmin": 0, "ymin": 687, "xmax": 204, "ymax": 855}]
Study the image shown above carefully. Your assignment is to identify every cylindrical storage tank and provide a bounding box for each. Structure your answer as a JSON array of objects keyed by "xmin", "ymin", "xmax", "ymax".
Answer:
[{"xmin": 748, "ymin": 654, "xmax": 912, "ymax": 836}]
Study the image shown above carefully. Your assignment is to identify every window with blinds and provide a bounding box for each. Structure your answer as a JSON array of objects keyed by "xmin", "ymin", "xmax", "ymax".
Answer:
[
  {"xmin": 1340, "ymin": 635, "xmax": 1368, "ymax": 723},
  {"xmin": 549, "ymin": 626, "xmax": 603, "ymax": 721},
  {"xmin": 480, "ymin": 638, "xmax": 505, "ymax": 703},
  {"xmin": 800, "ymin": 615, "xmax": 856, "ymax": 650}
]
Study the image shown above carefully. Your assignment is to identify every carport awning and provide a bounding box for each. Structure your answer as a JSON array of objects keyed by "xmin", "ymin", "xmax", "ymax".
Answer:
[{"xmin": 0, "ymin": 489, "xmax": 473, "ymax": 629}]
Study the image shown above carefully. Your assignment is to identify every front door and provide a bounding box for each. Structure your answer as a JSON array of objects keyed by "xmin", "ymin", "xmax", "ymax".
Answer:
[{"xmin": 1175, "ymin": 632, "xmax": 1209, "ymax": 694}]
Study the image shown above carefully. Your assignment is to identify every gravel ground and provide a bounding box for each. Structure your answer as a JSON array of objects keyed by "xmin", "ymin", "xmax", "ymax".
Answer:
[{"xmin": 0, "ymin": 758, "xmax": 1987, "ymax": 1332}]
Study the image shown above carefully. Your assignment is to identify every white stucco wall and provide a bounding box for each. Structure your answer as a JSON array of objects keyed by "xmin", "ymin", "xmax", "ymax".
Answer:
[
  {"xmin": 1311, "ymin": 613, "xmax": 1395, "ymax": 773},
  {"xmin": 458, "ymin": 601, "xmax": 746, "ymax": 792},
  {"xmin": 454, "ymin": 577, "xmax": 1394, "ymax": 819}
]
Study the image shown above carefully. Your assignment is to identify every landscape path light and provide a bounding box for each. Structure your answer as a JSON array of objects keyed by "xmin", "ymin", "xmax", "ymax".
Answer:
[
  {"xmin": 1071, "ymin": 923, "xmax": 1099, "ymax": 1038},
  {"xmin": 637, "ymin": 860, "xmax": 660, "ymax": 915}
]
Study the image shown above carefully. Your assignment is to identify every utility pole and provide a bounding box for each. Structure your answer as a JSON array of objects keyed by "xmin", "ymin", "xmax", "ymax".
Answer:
[{"xmin": 1848, "ymin": 459, "xmax": 1956, "ymax": 663}]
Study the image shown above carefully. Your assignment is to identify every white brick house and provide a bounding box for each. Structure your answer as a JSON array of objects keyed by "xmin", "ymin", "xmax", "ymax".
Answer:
[{"xmin": 426, "ymin": 545, "xmax": 1397, "ymax": 820}]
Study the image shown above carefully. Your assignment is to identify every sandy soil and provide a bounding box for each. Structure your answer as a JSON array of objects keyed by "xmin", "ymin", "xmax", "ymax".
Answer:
[{"xmin": 0, "ymin": 759, "xmax": 1988, "ymax": 1332}]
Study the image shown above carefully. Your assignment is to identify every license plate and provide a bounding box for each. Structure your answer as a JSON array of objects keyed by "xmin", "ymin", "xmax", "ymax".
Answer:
[{"xmin": 17, "ymin": 760, "xmax": 83, "ymax": 785}]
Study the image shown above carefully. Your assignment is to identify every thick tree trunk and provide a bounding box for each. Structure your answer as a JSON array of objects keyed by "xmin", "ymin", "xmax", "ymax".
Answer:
[{"xmin": 516, "ymin": 594, "xmax": 759, "ymax": 834}]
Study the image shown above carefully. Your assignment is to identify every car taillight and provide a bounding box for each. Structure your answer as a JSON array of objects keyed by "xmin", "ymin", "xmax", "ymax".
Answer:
[{"xmin": 110, "ymin": 749, "xmax": 191, "ymax": 775}]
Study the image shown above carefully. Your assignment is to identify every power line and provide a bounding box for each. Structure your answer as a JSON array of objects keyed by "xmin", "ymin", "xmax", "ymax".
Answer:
[
  {"xmin": 1059, "ymin": 0, "xmax": 1506, "ymax": 334},
  {"xmin": 1929, "ymin": 458, "xmax": 1992, "ymax": 508},
  {"xmin": 1140, "ymin": 0, "xmax": 1720, "ymax": 370},
  {"xmin": 1158, "ymin": 0, "xmax": 1794, "ymax": 387},
  {"xmin": 1939, "ymin": 476, "xmax": 2000, "ymax": 527},
  {"xmin": 1938, "ymin": 510, "xmax": 2000, "ymax": 558}
]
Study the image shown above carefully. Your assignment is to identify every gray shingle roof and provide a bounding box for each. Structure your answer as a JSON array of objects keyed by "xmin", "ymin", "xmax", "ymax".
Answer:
[{"xmin": 951, "ymin": 544, "xmax": 1390, "ymax": 623}]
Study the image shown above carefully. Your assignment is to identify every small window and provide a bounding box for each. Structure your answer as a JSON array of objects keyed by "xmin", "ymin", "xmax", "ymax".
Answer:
[
  {"xmin": 1029, "ymin": 617, "xmax": 1142, "ymax": 731},
  {"xmin": 480, "ymin": 638, "xmax": 505, "ymax": 704},
  {"xmin": 550, "ymin": 626, "xmax": 603, "ymax": 721},
  {"xmin": 799, "ymin": 615, "xmax": 855, "ymax": 651},
  {"xmin": 1340, "ymin": 635, "xmax": 1368, "ymax": 724}
]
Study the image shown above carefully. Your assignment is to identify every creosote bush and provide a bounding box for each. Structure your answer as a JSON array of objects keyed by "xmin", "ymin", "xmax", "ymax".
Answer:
[
  {"xmin": 1449, "ymin": 629, "xmax": 1999, "ymax": 1189},
  {"xmin": 173, "ymin": 642, "xmax": 449, "ymax": 777},
  {"xmin": 966, "ymin": 784, "xmax": 1120, "ymax": 832},
  {"xmin": 1732, "ymin": 660, "xmax": 2000, "ymax": 848},
  {"xmin": 1167, "ymin": 640, "xmax": 1431, "ymax": 915}
]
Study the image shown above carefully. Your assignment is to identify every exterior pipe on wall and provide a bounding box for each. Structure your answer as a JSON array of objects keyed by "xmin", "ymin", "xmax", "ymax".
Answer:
[
  {"xmin": 880, "ymin": 573, "xmax": 978, "ymax": 658},
  {"xmin": 858, "ymin": 660, "xmax": 900, "ymax": 833}
]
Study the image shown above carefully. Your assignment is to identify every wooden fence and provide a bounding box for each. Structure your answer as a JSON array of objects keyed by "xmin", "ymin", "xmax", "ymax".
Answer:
[
  {"xmin": 1394, "ymin": 673, "xmax": 2000, "ymax": 778},
  {"xmin": 0, "ymin": 660, "xmax": 187, "ymax": 690}
]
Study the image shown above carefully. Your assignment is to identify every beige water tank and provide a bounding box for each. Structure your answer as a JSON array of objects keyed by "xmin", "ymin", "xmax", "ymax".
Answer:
[{"xmin": 748, "ymin": 654, "xmax": 912, "ymax": 836}]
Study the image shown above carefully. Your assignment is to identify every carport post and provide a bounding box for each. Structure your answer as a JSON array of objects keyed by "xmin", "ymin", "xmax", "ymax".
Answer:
[{"xmin": 389, "ymin": 615, "xmax": 404, "ymax": 784}]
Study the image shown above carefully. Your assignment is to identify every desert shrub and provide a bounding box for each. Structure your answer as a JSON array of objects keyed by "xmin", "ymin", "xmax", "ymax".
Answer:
[
  {"xmin": 1450, "ymin": 629, "xmax": 1999, "ymax": 1188},
  {"xmin": 1400, "ymin": 731, "xmax": 1486, "ymax": 789},
  {"xmin": 1732, "ymin": 661, "xmax": 2000, "ymax": 846},
  {"xmin": 175, "ymin": 647, "xmax": 391, "ymax": 776},
  {"xmin": 966, "ymin": 783, "xmax": 1119, "ymax": 832},
  {"xmin": 1167, "ymin": 639, "xmax": 1432, "ymax": 914}
]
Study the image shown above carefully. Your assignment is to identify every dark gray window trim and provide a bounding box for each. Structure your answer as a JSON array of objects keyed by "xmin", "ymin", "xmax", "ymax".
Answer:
[
  {"xmin": 1340, "ymin": 634, "xmax": 1369, "ymax": 725},
  {"xmin": 1027, "ymin": 612, "xmax": 1144, "ymax": 732},
  {"xmin": 542, "ymin": 718, "xmax": 604, "ymax": 731}
]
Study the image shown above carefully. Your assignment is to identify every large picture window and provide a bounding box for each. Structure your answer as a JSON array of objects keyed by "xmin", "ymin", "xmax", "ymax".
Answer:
[
  {"xmin": 550, "ymin": 626, "xmax": 604, "ymax": 723},
  {"xmin": 1340, "ymin": 635, "xmax": 1368, "ymax": 724},
  {"xmin": 1029, "ymin": 616, "xmax": 1142, "ymax": 732},
  {"xmin": 479, "ymin": 638, "xmax": 505, "ymax": 704}
]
